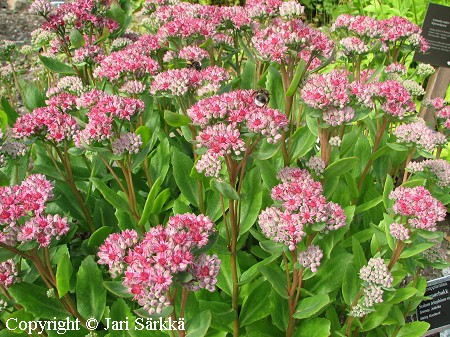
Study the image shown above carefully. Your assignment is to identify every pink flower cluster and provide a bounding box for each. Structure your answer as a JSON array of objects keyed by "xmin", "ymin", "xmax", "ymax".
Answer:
[
  {"xmin": 98, "ymin": 213, "xmax": 220, "ymax": 315},
  {"xmin": 258, "ymin": 168, "xmax": 346, "ymax": 251},
  {"xmin": 389, "ymin": 186, "xmax": 446, "ymax": 231},
  {"xmin": 74, "ymin": 90, "xmax": 145, "ymax": 147},
  {"xmin": 407, "ymin": 159, "xmax": 450, "ymax": 187},
  {"xmin": 252, "ymin": 18, "xmax": 334, "ymax": 64},
  {"xmin": 150, "ymin": 66, "xmax": 229, "ymax": 97},
  {"xmin": 0, "ymin": 175, "xmax": 69, "ymax": 247},
  {"xmin": 375, "ymin": 80, "xmax": 416, "ymax": 118},
  {"xmin": 301, "ymin": 70, "xmax": 370, "ymax": 126},
  {"xmin": 12, "ymin": 106, "xmax": 78, "ymax": 144},
  {"xmin": 339, "ymin": 36, "xmax": 369, "ymax": 55},
  {"xmin": 94, "ymin": 46, "xmax": 159, "ymax": 82},
  {"xmin": 0, "ymin": 259, "xmax": 18, "ymax": 288},
  {"xmin": 389, "ymin": 222, "xmax": 410, "ymax": 241},
  {"xmin": 393, "ymin": 119, "xmax": 447, "ymax": 152},
  {"xmin": 332, "ymin": 14, "xmax": 428, "ymax": 52},
  {"xmin": 39, "ymin": 0, "xmax": 119, "ymax": 33},
  {"xmin": 188, "ymin": 90, "xmax": 288, "ymax": 177},
  {"xmin": 424, "ymin": 98, "xmax": 450, "ymax": 130}
]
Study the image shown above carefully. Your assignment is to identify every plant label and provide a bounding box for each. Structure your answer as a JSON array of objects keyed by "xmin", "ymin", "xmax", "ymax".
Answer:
[
  {"xmin": 416, "ymin": 275, "xmax": 450, "ymax": 335},
  {"xmin": 414, "ymin": 3, "xmax": 450, "ymax": 67}
]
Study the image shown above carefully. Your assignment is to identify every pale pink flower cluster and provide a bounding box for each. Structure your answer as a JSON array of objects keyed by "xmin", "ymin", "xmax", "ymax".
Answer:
[
  {"xmin": 120, "ymin": 80, "xmax": 147, "ymax": 95},
  {"xmin": 389, "ymin": 222, "xmax": 410, "ymax": 241},
  {"xmin": 150, "ymin": 66, "xmax": 229, "ymax": 97},
  {"xmin": 98, "ymin": 213, "xmax": 220, "ymax": 315},
  {"xmin": 279, "ymin": 1, "xmax": 304, "ymax": 19},
  {"xmin": 251, "ymin": 18, "xmax": 334, "ymax": 64},
  {"xmin": 0, "ymin": 259, "xmax": 18, "ymax": 288},
  {"xmin": 393, "ymin": 119, "xmax": 447, "ymax": 152},
  {"xmin": 407, "ymin": 159, "xmax": 450, "ymax": 187},
  {"xmin": 332, "ymin": 14, "xmax": 428, "ymax": 52},
  {"xmin": 389, "ymin": 186, "xmax": 446, "ymax": 231},
  {"xmin": 258, "ymin": 168, "xmax": 346, "ymax": 250},
  {"xmin": 41, "ymin": 0, "xmax": 119, "ymax": 33},
  {"xmin": 46, "ymin": 76, "xmax": 84, "ymax": 97},
  {"xmin": 0, "ymin": 141, "xmax": 27, "ymax": 159},
  {"xmin": 301, "ymin": 70, "xmax": 366, "ymax": 126},
  {"xmin": 360, "ymin": 257, "xmax": 393, "ymax": 288},
  {"xmin": 385, "ymin": 63, "xmax": 407, "ymax": 76},
  {"xmin": 306, "ymin": 156, "xmax": 326, "ymax": 175},
  {"xmin": 72, "ymin": 43, "xmax": 105, "ymax": 64},
  {"xmin": 74, "ymin": 90, "xmax": 145, "ymax": 147},
  {"xmin": 332, "ymin": 14, "xmax": 382, "ymax": 38},
  {"xmin": 350, "ymin": 257, "xmax": 393, "ymax": 317},
  {"xmin": 424, "ymin": 98, "xmax": 450, "ymax": 130},
  {"xmin": 245, "ymin": 0, "xmax": 282, "ymax": 18},
  {"xmin": 0, "ymin": 175, "xmax": 69, "ymax": 247},
  {"xmin": 178, "ymin": 46, "xmax": 209, "ymax": 62},
  {"xmin": 29, "ymin": 0, "xmax": 52, "ymax": 16},
  {"xmin": 297, "ymin": 245, "xmax": 323, "ymax": 272},
  {"xmin": 339, "ymin": 36, "xmax": 369, "ymax": 55},
  {"xmin": 112, "ymin": 133, "xmax": 143, "ymax": 156},
  {"xmin": 188, "ymin": 90, "xmax": 288, "ymax": 177},
  {"xmin": 97, "ymin": 229, "xmax": 139, "ymax": 278}
]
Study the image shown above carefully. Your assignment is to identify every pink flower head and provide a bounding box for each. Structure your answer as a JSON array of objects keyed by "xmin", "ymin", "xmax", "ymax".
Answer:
[
  {"xmin": 297, "ymin": 245, "xmax": 323, "ymax": 272},
  {"xmin": 407, "ymin": 159, "xmax": 450, "ymax": 188},
  {"xmin": 393, "ymin": 119, "xmax": 447, "ymax": 152},
  {"xmin": 259, "ymin": 168, "xmax": 346, "ymax": 250},
  {"xmin": 360, "ymin": 257, "xmax": 393, "ymax": 288},
  {"xmin": 375, "ymin": 80, "xmax": 416, "ymax": 118},
  {"xmin": 0, "ymin": 259, "xmax": 18, "ymax": 288},
  {"xmin": 100, "ymin": 213, "xmax": 218, "ymax": 315},
  {"xmin": 389, "ymin": 186, "xmax": 446, "ymax": 231}
]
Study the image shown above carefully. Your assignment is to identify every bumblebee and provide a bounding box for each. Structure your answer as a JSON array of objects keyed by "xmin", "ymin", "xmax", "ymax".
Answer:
[
  {"xmin": 186, "ymin": 59, "xmax": 202, "ymax": 71},
  {"xmin": 253, "ymin": 89, "xmax": 270, "ymax": 107}
]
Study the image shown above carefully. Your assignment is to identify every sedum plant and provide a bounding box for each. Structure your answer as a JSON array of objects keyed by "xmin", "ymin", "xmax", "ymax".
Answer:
[{"xmin": 0, "ymin": 0, "xmax": 448, "ymax": 337}]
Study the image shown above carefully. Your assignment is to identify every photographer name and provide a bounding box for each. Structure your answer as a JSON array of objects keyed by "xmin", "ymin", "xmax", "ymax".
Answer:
[{"xmin": 6, "ymin": 317, "xmax": 185, "ymax": 335}]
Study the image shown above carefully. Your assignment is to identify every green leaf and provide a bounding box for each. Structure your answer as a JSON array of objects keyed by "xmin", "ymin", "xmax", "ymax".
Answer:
[
  {"xmin": 352, "ymin": 237, "xmax": 367, "ymax": 270},
  {"xmin": 164, "ymin": 110, "xmax": 192, "ymax": 127},
  {"xmin": 103, "ymin": 281, "xmax": 133, "ymax": 298},
  {"xmin": 138, "ymin": 176, "xmax": 162, "ymax": 228},
  {"xmin": 0, "ymin": 97, "xmax": 18, "ymax": 126},
  {"xmin": 239, "ymin": 254, "xmax": 280, "ymax": 285},
  {"xmin": 8, "ymin": 283, "xmax": 68, "ymax": 318},
  {"xmin": 396, "ymin": 321, "xmax": 429, "ymax": 337},
  {"xmin": 385, "ymin": 287, "xmax": 417, "ymax": 304},
  {"xmin": 286, "ymin": 60, "xmax": 306, "ymax": 96},
  {"xmin": 293, "ymin": 318, "xmax": 331, "ymax": 337},
  {"xmin": 239, "ymin": 168, "xmax": 262, "ymax": 235},
  {"xmin": 216, "ymin": 253, "xmax": 234, "ymax": 296},
  {"xmin": 383, "ymin": 175, "xmax": 394, "ymax": 210},
  {"xmin": 240, "ymin": 280, "xmax": 272, "ymax": 326},
  {"xmin": 361, "ymin": 304, "xmax": 392, "ymax": 331},
  {"xmin": 22, "ymin": 82, "xmax": 45, "ymax": 111},
  {"xmin": 290, "ymin": 126, "xmax": 317, "ymax": 160},
  {"xmin": 269, "ymin": 289, "xmax": 289, "ymax": 331},
  {"xmin": 110, "ymin": 299, "xmax": 134, "ymax": 337},
  {"xmin": 324, "ymin": 157, "xmax": 358, "ymax": 178},
  {"xmin": 210, "ymin": 179, "xmax": 239, "ymax": 200},
  {"xmin": 106, "ymin": 0, "xmax": 131, "ymax": 36},
  {"xmin": 172, "ymin": 149, "xmax": 199, "ymax": 207},
  {"xmin": 400, "ymin": 242, "xmax": 436, "ymax": 258},
  {"xmin": 259, "ymin": 265, "xmax": 289, "ymax": 299},
  {"xmin": 69, "ymin": 29, "xmax": 85, "ymax": 48},
  {"xmin": 135, "ymin": 125, "xmax": 152, "ymax": 146},
  {"xmin": 255, "ymin": 160, "xmax": 278, "ymax": 190},
  {"xmin": 39, "ymin": 55, "xmax": 77, "ymax": 75},
  {"xmin": 56, "ymin": 253, "xmax": 73, "ymax": 298},
  {"xmin": 266, "ymin": 66, "xmax": 285, "ymax": 111},
  {"xmin": 260, "ymin": 240, "xmax": 285, "ymax": 254},
  {"xmin": 293, "ymin": 294, "xmax": 330, "ymax": 319},
  {"xmin": 91, "ymin": 177, "xmax": 131, "ymax": 214},
  {"xmin": 186, "ymin": 310, "xmax": 212, "ymax": 337},
  {"xmin": 241, "ymin": 61, "xmax": 256, "ymax": 89},
  {"xmin": 342, "ymin": 265, "xmax": 358, "ymax": 306},
  {"xmin": 355, "ymin": 195, "xmax": 383, "ymax": 214},
  {"xmin": 88, "ymin": 226, "xmax": 114, "ymax": 247},
  {"xmin": 76, "ymin": 256, "xmax": 106, "ymax": 320}
]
